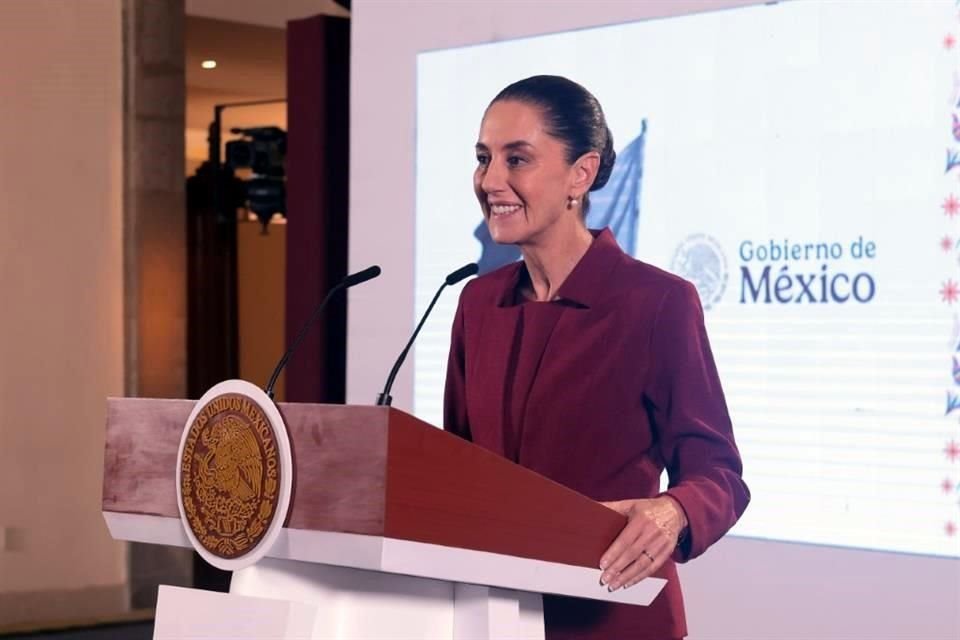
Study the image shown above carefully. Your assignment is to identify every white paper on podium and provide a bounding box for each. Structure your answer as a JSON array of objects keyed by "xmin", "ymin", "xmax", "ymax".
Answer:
[{"xmin": 153, "ymin": 585, "xmax": 317, "ymax": 640}]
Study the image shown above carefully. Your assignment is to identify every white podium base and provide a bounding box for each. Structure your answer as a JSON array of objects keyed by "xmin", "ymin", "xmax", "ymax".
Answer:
[{"xmin": 154, "ymin": 558, "xmax": 544, "ymax": 639}]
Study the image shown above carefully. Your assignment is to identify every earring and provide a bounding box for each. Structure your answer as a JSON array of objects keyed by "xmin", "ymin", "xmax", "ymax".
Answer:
[{"xmin": 568, "ymin": 196, "xmax": 579, "ymax": 208}]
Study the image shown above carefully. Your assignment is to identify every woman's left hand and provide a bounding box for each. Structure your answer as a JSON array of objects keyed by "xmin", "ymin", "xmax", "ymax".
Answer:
[{"xmin": 598, "ymin": 496, "xmax": 688, "ymax": 591}]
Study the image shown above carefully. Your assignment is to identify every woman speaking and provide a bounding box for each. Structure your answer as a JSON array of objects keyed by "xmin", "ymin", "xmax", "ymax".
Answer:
[{"xmin": 444, "ymin": 75, "xmax": 750, "ymax": 640}]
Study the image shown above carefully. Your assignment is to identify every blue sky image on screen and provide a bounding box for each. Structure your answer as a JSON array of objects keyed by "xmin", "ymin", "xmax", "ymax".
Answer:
[{"xmin": 413, "ymin": 0, "xmax": 960, "ymax": 559}]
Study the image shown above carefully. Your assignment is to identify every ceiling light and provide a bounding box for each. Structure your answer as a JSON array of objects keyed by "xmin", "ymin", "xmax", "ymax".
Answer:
[{"xmin": 201, "ymin": 60, "xmax": 217, "ymax": 70}]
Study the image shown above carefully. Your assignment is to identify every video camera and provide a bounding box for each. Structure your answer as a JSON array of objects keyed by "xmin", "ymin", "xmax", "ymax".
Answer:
[{"xmin": 225, "ymin": 126, "xmax": 286, "ymax": 227}]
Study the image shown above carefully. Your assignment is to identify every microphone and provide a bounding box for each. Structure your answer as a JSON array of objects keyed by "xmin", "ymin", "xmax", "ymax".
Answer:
[
  {"xmin": 342, "ymin": 265, "xmax": 382, "ymax": 288},
  {"xmin": 376, "ymin": 262, "xmax": 478, "ymax": 406},
  {"xmin": 265, "ymin": 265, "xmax": 382, "ymax": 399}
]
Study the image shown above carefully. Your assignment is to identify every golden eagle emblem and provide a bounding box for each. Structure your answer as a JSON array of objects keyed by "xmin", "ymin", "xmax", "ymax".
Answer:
[
  {"xmin": 200, "ymin": 416, "xmax": 263, "ymax": 505},
  {"xmin": 179, "ymin": 393, "xmax": 280, "ymax": 559}
]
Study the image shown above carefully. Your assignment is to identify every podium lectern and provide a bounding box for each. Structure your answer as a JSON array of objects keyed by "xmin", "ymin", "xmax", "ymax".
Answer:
[{"xmin": 102, "ymin": 398, "xmax": 665, "ymax": 639}]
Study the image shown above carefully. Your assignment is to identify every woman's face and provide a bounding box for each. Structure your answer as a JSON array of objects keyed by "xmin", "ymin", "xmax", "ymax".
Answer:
[{"xmin": 474, "ymin": 100, "xmax": 583, "ymax": 247}]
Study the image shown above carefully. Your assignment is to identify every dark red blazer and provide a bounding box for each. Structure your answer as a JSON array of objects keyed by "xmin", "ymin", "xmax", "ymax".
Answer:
[{"xmin": 444, "ymin": 228, "xmax": 750, "ymax": 639}]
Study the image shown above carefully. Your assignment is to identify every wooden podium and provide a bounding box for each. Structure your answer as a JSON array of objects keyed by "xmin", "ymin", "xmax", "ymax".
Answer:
[{"xmin": 102, "ymin": 398, "xmax": 664, "ymax": 639}]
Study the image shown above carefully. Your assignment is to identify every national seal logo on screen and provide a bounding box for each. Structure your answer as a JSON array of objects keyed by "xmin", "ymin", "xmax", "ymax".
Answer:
[{"xmin": 670, "ymin": 234, "xmax": 728, "ymax": 310}]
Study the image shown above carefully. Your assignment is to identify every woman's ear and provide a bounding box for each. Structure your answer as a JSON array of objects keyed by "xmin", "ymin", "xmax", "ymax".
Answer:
[{"xmin": 571, "ymin": 150, "xmax": 601, "ymax": 195}]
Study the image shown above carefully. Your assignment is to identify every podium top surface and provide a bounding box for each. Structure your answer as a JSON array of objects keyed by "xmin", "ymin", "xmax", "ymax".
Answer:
[{"xmin": 103, "ymin": 399, "xmax": 628, "ymax": 570}]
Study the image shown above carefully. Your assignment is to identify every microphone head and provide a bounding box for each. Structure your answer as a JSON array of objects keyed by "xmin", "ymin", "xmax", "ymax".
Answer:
[
  {"xmin": 343, "ymin": 265, "xmax": 382, "ymax": 288},
  {"xmin": 445, "ymin": 262, "xmax": 479, "ymax": 286}
]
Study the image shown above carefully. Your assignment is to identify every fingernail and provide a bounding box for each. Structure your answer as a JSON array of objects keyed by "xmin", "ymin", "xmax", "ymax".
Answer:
[{"xmin": 599, "ymin": 559, "xmax": 608, "ymax": 570}]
